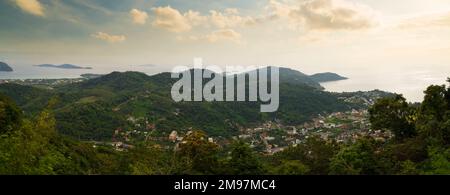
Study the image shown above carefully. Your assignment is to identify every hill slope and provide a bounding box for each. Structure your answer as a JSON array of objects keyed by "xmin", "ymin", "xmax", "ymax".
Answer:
[{"xmin": 0, "ymin": 68, "xmax": 362, "ymax": 140}]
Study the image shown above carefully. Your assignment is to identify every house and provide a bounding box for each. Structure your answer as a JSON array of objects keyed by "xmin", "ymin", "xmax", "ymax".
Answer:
[
  {"xmin": 338, "ymin": 124, "xmax": 350, "ymax": 130},
  {"xmin": 265, "ymin": 136, "xmax": 275, "ymax": 141},
  {"xmin": 146, "ymin": 123, "xmax": 156, "ymax": 130},
  {"xmin": 254, "ymin": 127, "xmax": 264, "ymax": 132},
  {"xmin": 324, "ymin": 123, "xmax": 336, "ymax": 128},
  {"xmin": 112, "ymin": 142, "xmax": 126, "ymax": 151},
  {"xmin": 169, "ymin": 131, "xmax": 177, "ymax": 142},
  {"xmin": 287, "ymin": 127, "xmax": 297, "ymax": 135},
  {"xmin": 238, "ymin": 134, "xmax": 251, "ymax": 139},
  {"xmin": 127, "ymin": 116, "xmax": 137, "ymax": 123},
  {"xmin": 269, "ymin": 147, "xmax": 286, "ymax": 154}
]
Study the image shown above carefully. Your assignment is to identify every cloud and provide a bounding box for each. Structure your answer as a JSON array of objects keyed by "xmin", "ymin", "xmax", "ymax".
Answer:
[
  {"xmin": 206, "ymin": 29, "xmax": 242, "ymax": 43},
  {"xmin": 398, "ymin": 12, "xmax": 450, "ymax": 29},
  {"xmin": 184, "ymin": 10, "xmax": 208, "ymax": 26},
  {"xmin": 14, "ymin": 0, "xmax": 45, "ymax": 16},
  {"xmin": 151, "ymin": 6, "xmax": 248, "ymax": 43},
  {"xmin": 176, "ymin": 29, "xmax": 242, "ymax": 44},
  {"xmin": 152, "ymin": 6, "xmax": 193, "ymax": 33},
  {"xmin": 91, "ymin": 32, "xmax": 126, "ymax": 43},
  {"xmin": 130, "ymin": 9, "xmax": 148, "ymax": 25},
  {"xmin": 267, "ymin": 0, "xmax": 295, "ymax": 19},
  {"xmin": 269, "ymin": 0, "xmax": 376, "ymax": 31},
  {"xmin": 209, "ymin": 9, "xmax": 256, "ymax": 28},
  {"xmin": 151, "ymin": 6, "xmax": 257, "ymax": 33}
]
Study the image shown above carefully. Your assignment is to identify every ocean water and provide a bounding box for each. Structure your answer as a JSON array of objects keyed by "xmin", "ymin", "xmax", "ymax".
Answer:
[
  {"xmin": 321, "ymin": 68, "xmax": 449, "ymax": 103},
  {"xmin": 0, "ymin": 64, "xmax": 166, "ymax": 79}
]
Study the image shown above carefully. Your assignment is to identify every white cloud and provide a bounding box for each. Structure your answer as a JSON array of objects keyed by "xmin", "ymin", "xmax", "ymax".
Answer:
[
  {"xmin": 184, "ymin": 10, "xmax": 208, "ymax": 26},
  {"xmin": 152, "ymin": 6, "xmax": 193, "ymax": 33},
  {"xmin": 130, "ymin": 9, "xmax": 148, "ymax": 25},
  {"xmin": 269, "ymin": 0, "xmax": 377, "ymax": 31},
  {"xmin": 209, "ymin": 10, "xmax": 256, "ymax": 29},
  {"xmin": 14, "ymin": 0, "xmax": 45, "ymax": 16},
  {"xmin": 176, "ymin": 29, "xmax": 242, "ymax": 44},
  {"xmin": 266, "ymin": 0, "xmax": 295, "ymax": 19},
  {"xmin": 151, "ymin": 6, "xmax": 257, "ymax": 33},
  {"xmin": 91, "ymin": 32, "xmax": 126, "ymax": 43},
  {"xmin": 206, "ymin": 29, "xmax": 242, "ymax": 43}
]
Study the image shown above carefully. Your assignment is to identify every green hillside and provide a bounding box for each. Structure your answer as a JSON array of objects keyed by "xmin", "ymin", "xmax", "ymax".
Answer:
[{"xmin": 0, "ymin": 68, "xmax": 361, "ymax": 140}]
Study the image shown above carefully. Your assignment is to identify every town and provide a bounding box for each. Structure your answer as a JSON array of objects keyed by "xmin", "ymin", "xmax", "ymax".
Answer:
[
  {"xmin": 101, "ymin": 108, "xmax": 392, "ymax": 154},
  {"xmin": 0, "ymin": 77, "xmax": 87, "ymax": 88}
]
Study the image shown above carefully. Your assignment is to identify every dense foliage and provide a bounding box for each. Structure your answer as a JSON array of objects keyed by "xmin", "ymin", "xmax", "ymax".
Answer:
[{"xmin": 0, "ymin": 78, "xmax": 448, "ymax": 175}]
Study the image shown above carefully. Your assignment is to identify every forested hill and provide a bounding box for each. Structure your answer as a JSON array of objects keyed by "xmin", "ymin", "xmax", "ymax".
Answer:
[
  {"xmin": 310, "ymin": 72, "xmax": 348, "ymax": 83},
  {"xmin": 0, "ymin": 68, "xmax": 381, "ymax": 140}
]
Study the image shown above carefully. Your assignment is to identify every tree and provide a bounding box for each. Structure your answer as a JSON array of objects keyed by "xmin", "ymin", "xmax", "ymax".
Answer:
[
  {"xmin": 369, "ymin": 95, "xmax": 416, "ymax": 140},
  {"xmin": 398, "ymin": 160, "xmax": 419, "ymax": 175},
  {"xmin": 273, "ymin": 136, "xmax": 339, "ymax": 174},
  {"xmin": 123, "ymin": 145, "xmax": 172, "ymax": 175},
  {"xmin": 176, "ymin": 130, "xmax": 219, "ymax": 174},
  {"xmin": 272, "ymin": 160, "xmax": 310, "ymax": 175},
  {"xmin": 0, "ymin": 94, "xmax": 22, "ymax": 134},
  {"xmin": 422, "ymin": 147, "xmax": 450, "ymax": 175},
  {"xmin": 329, "ymin": 138, "xmax": 381, "ymax": 175},
  {"xmin": 420, "ymin": 85, "xmax": 448, "ymax": 120},
  {"xmin": 415, "ymin": 85, "xmax": 450, "ymax": 145},
  {"xmin": 226, "ymin": 141, "xmax": 266, "ymax": 175},
  {"xmin": 0, "ymin": 109, "xmax": 58, "ymax": 174}
]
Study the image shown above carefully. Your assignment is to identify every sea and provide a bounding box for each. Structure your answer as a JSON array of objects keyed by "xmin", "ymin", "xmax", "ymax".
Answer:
[
  {"xmin": 1, "ymin": 64, "xmax": 448, "ymax": 103},
  {"xmin": 0, "ymin": 64, "xmax": 168, "ymax": 80},
  {"xmin": 320, "ymin": 68, "xmax": 449, "ymax": 103}
]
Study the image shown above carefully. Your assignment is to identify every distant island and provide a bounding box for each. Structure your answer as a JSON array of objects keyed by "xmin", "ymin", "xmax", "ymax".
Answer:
[
  {"xmin": 0, "ymin": 62, "xmax": 13, "ymax": 72},
  {"xmin": 309, "ymin": 72, "xmax": 348, "ymax": 83},
  {"xmin": 35, "ymin": 64, "xmax": 92, "ymax": 69}
]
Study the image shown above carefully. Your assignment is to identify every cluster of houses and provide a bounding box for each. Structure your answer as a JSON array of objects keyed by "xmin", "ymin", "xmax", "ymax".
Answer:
[
  {"xmin": 107, "ymin": 106, "xmax": 393, "ymax": 154},
  {"xmin": 306, "ymin": 109, "xmax": 393, "ymax": 143},
  {"xmin": 0, "ymin": 78, "xmax": 86, "ymax": 87},
  {"xmin": 231, "ymin": 109, "xmax": 393, "ymax": 155}
]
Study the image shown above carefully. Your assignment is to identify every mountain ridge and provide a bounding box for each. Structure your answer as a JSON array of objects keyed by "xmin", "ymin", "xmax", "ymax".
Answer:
[{"xmin": 310, "ymin": 72, "xmax": 348, "ymax": 83}]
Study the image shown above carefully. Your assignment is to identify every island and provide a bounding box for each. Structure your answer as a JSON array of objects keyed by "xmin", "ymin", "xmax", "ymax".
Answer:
[
  {"xmin": 309, "ymin": 72, "xmax": 348, "ymax": 83},
  {"xmin": 34, "ymin": 64, "xmax": 92, "ymax": 69},
  {"xmin": 0, "ymin": 62, "xmax": 13, "ymax": 72},
  {"xmin": 80, "ymin": 73, "xmax": 104, "ymax": 79}
]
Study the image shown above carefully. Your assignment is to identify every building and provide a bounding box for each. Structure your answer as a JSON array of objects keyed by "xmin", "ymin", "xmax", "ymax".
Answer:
[{"xmin": 169, "ymin": 131, "xmax": 178, "ymax": 142}]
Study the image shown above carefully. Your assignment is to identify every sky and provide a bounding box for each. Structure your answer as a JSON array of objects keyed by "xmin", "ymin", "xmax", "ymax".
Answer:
[{"xmin": 1, "ymin": 0, "xmax": 450, "ymax": 75}]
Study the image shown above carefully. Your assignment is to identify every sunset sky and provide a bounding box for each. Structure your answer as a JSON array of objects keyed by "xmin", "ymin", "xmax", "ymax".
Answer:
[{"xmin": 1, "ymin": 0, "xmax": 450, "ymax": 74}]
